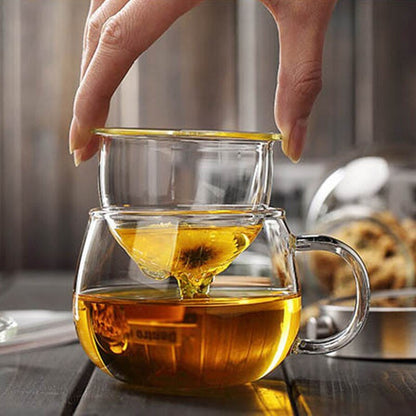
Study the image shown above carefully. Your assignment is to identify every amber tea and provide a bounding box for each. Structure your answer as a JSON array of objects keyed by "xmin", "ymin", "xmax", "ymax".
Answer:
[
  {"xmin": 74, "ymin": 287, "xmax": 301, "ymax": 391},
  {"xmin": 110, "ymin": 221, "xmax": 262, "ymax": 298}
]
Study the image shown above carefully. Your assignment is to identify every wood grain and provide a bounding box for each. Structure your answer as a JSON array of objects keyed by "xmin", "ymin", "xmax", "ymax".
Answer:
[
  {"xmin": 0, "ymin": 273, "xmax": 88, "ymax": 416},
  {"xmin": 284, "ymin": 354, "xmax": 416, "ymax": 416},
  {"xmin": 0, "ymin": 344, "xmax": 89, "ymax": 416},
  {"xmin": 1, "ymin": 274, "xmax": 416, "ymax": 415},
  {"xmin": 75, "ymin": 367, "xmax": 294, "ymax": 416},
  {"xmin": 0, "ymin": 272, "xmax": 73, "ymax": 311}
]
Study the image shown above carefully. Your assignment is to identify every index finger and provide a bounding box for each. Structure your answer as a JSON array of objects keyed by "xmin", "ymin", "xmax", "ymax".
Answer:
[{"xmin": 70, "ymin": 0, "xmax": 203, "ymax": 163}]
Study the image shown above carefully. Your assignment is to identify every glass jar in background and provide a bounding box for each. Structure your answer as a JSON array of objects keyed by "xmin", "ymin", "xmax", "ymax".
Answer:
[{"xmin": 306, "ymin": 145, "xmax": 416, "ymax": 302}]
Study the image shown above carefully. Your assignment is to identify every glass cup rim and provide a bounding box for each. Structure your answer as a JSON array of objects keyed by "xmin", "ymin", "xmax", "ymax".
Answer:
[
  {"xmin": 94, "ymin": 127, "xmax": 282, "ymax": 143},
  {"xmin": 89, "ymin": 206, "xmax": 286, "ymax": 220}
]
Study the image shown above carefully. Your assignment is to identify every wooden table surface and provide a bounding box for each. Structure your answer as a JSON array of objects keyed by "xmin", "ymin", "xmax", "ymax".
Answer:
[{"xmin": 1, "ymin": 273, "xmax": 415, "ymax": 416}]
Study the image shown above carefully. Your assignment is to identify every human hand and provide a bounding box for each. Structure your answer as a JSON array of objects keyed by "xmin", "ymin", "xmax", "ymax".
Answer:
[
  {"xmin": 69, "ymin": 0, "xmax": 336, "ymax": 165},
  {"xmin": 260, "ymin": 0, "xmax": 336, "ymax": 162},
  {"xmin": 69, "ymin": 0, "xmax": 203, "ymax": 166}
]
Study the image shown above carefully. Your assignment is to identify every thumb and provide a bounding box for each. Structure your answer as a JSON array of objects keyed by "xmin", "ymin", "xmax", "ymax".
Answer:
[{"xmin": 265, "ymin": 1, "xmax": 336, "ymax": 162}]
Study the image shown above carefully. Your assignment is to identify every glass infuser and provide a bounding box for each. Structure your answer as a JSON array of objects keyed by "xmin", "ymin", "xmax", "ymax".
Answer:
[
  {"xmin": 73, "ymin": 129, "xmax": 370, "ymax": 393},
  {"xmin": 96, "ymin": 128, "xmax": 280, "ymax": 209}
]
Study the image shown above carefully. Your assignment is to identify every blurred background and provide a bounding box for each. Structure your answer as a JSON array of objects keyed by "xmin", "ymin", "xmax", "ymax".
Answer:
[{"xmin": 0, "ymin": 0, "xmax": 415, "ymax": 273}]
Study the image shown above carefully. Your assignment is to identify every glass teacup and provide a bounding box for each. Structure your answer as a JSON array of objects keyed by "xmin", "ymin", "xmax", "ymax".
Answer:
[
  {"xmin": 73, "ymin": 207, "xmax": 370, "ymax": 393},
  {"xmin": 96, "ymin": 129, "xmax": 281, "ymax": 209}
]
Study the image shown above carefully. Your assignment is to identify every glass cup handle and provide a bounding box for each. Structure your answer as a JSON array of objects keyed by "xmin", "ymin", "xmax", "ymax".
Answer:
[{"xmin": 292, "ymin": 234, "xmax": 370, "ymax": 355}]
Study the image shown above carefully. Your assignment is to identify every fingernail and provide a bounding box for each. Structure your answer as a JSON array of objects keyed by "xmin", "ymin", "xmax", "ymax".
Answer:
[
  {"xmin": 69, "ymin": 117, "xmax": 91, "ymax": 154},
  {"xmin": 69, "ymin": 118, "xmax": 79, "ymax": 154},
  {"xmin": 287, "ymin": 118, "xmax": 308, "ymax": 163},
  {"xmin": 281, "ymin": 135, "xmax": 290, "ymax": 157},
  {"xmin": 73, "ymin": 149, "xmax": 83, "ymax": 167}
]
